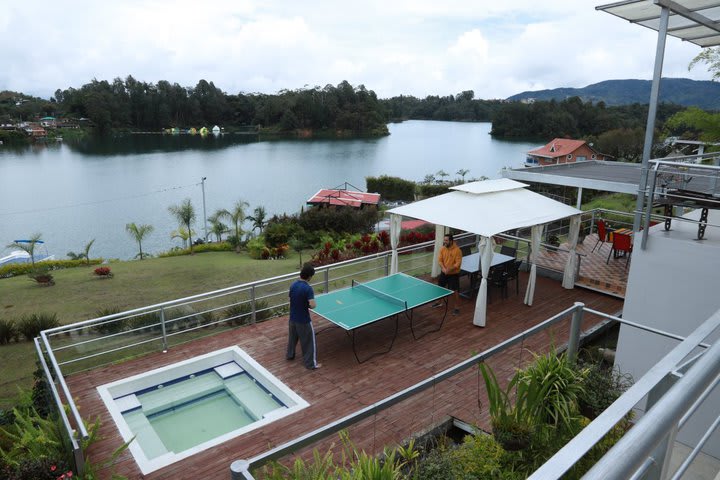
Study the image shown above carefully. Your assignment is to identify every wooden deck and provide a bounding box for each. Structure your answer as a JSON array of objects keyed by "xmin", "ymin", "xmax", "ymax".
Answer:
[
  {"xmin": 67, "ymin": 272, "xmax": 624, "ymax": 479},
  {"xmin": 536, "ymin": 232, "xmax": 630, "ymax": 298}
]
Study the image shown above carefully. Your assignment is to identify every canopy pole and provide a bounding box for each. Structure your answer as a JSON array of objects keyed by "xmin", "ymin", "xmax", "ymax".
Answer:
[{"xmin": 633, "ymin": 5, "xmax": 669, "ymax": 235}]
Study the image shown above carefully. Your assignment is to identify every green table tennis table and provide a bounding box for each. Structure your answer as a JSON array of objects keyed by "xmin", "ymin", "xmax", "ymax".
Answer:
[{"xmin": 311, "ymin": 273, "xmax": 453, "ymax": 363}]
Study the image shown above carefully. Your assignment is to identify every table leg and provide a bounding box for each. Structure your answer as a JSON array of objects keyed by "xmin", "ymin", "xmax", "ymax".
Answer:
[{"xmin": 410, "ymin": 297, "xmax": 449, "ymax": 340}]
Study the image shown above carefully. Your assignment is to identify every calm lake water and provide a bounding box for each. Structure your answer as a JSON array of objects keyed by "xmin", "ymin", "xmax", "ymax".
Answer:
[{"xmin": 0, "ymin": 121, "xmax": 537, "ymax": 260}]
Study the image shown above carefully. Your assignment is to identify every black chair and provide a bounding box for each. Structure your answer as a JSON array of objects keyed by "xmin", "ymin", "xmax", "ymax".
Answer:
[
  {"xmin": 487, "ymin": 265, "xmax": 508, "ymax": 302},
  {"xmin": 500, "ymin": 245, "xmax": 517, "ymax": 258},
  {"xmin": 504, "ymin": 260, "xmax": 523, "ymax": 296}
]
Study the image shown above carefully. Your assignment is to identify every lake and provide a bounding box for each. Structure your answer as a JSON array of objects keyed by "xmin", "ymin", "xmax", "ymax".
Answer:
[{"xmin": 0, "ymin": 121, "xmax": 537, "ymax": 260}]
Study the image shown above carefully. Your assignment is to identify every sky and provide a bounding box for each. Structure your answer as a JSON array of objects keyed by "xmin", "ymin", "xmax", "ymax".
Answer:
[{"xmin": 0, "ymin": 0, "xmax": 714, "ymax": 101}]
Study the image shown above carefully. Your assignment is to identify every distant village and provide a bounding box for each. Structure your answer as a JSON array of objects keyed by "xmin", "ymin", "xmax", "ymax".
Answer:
[{"xmin": 0, "ymin": 115, "xmax": 89, "ymax": 140}]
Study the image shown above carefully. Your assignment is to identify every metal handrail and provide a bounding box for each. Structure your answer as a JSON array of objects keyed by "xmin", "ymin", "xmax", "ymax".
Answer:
[{"xmin": 230, "ymin": 302, "xmax": 587, "ymax": 479}]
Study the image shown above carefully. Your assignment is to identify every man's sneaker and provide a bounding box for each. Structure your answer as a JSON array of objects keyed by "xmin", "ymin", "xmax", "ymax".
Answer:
[
  {"xmin": 431, "ymin": 302, "xmax": 442, "ymax": 308},
  {"xmin": 453, "ymin": 308, "xmax": 460, "ymax": 315}
]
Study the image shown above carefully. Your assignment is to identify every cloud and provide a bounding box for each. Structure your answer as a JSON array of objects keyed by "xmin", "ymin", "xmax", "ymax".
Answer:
[{"xmin": 0, "ymin": 0, "xmax": 713, "ymax": 100}]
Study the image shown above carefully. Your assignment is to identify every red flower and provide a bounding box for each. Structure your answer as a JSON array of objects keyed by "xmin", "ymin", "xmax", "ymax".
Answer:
[{"xmin": 51, "ymin": 466, "xmax": 57, "ymax": 472}]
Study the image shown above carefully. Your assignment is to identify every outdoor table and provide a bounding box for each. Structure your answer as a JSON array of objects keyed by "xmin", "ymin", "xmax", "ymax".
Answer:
[{"xmin": 459, "ymin": 252, "xmax": 515, "ymax": 298}]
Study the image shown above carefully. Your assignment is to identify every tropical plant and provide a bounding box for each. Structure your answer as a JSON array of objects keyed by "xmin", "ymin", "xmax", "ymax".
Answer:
[
  {"xmin": 93, "ymin": 266, "xmax": 112, "ymax": 277},
  {"xmin": 168, "ymin": 198, "xmax": 197, "ymax": 253},
  {"xmin": 6, "ymin": 233, "xmax": 43, "ymax": 268},
  {"xmin": 16, "ymin": 313, "xmax": 60, "ymax": 341},
  {"xmin": 170, "ymin": 226, "xmax": 195, "ymax": 249},
  {"xmin": 208, "ymin": 210, "xmax": 230, "ymax": 242},
  {"xmin": 689, "ymin": 46, "xmax": 720, "ymax": 80},
  {"xmin": 289, "ymin": 235, "xmax": 306, "ymax": 268},
  {"xmin": 67, "ymin": 238, "xmax": 96, "ymax": 265},
  {"xmin": 520, "ymin": 350, "xmax": 587, "ymax": 429},
  {"xmin": 27, "ymin": 268, "xmax": 55, "ymax": 286},
  {"xmin": 125, "ymin": 222, "xmax": 154, "ymax": 260},
  {"xmin": 577, "ymin": 359, "xmax": 633, "ymax": 419},
  {"xmin": 456, "ymin": 168, "xmax": 470, "ymax": 182},
  {"xmin": 479, "ymin": 362, "xmax": 549, "ymax": 450},
  {"xmin": 220, "ymin": 200, "xmax": 250, "ymax": 252},
  {"xmin": 248, "ymin": 205, "xmax": 268, "ymax": 234},
  {"xmin": 0, "ymin": 318, "xmax": 18, "ymax": 344}
]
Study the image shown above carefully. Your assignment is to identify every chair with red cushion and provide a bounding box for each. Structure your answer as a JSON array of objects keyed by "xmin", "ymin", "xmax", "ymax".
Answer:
[
  {"xmin": 607, "ymin": 233, "xmax": 633, "ymax": 268},
  {"xmin": 591, "ymin": 220, "xmax": 610, "ymax": 253}
]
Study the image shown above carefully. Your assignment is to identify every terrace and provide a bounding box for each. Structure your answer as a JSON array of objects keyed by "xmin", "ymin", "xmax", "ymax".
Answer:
[{"xmin": 35, "ymin": 225, "xmax": 631, "ymax": 479}]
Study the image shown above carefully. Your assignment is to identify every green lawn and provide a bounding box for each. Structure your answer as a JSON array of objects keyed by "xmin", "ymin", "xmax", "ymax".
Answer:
[{"xmin": 0, "ymin": 251, "xmax": 306, "ymax": 408}]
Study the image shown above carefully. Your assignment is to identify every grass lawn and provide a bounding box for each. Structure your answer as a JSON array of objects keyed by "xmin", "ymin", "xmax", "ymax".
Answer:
[{"xmin": 0, "ymin": 251, "xmax": 306, "ymax": 408}]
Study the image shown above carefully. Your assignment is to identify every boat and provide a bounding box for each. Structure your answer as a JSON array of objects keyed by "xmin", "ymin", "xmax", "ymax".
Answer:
[{"xmin": 0, "ymin": 240, "xmax": 55, "ymax": 266}]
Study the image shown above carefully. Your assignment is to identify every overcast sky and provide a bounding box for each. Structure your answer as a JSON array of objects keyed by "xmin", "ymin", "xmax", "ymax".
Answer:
[{"xmin": 1, "ymin": 0, "xmax": 713, "ymax": 101}]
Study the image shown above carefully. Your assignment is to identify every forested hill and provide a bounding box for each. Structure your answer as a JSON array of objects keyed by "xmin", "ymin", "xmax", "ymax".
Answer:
[{"xmin": 507, "ymin": 78, "xmax": 720, "ymax": 110}]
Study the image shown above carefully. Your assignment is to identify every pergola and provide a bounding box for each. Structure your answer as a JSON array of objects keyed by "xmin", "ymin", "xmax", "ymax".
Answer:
[{"xmin": 388, "ymin": 179, "xmax": 582, "ymax": 327}]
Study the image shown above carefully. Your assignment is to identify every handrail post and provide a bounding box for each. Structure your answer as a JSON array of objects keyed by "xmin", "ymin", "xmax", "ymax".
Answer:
[
  {"xmin": 324, "ymin": 268, "xmax": 329, "ymax": 293},
  {"xmin": 230, "ymin": 460, "xmax": 255, "ymax": 479},
  {"xmin": 567, "ymin": 302, "xmax": 584, "ymax": 363},
  {"xmin": 160, "ymin": 307, "xmax": 168, "ymax": 353},
  {"xmin": 250, "ymin": 286, "xmax": 257, "ymax": 324}
]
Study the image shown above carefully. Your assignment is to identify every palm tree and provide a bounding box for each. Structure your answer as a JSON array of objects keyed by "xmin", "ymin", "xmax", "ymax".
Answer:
[
  {"xmin": 248, "ymin": 206, "xmax": 268, "ymax": 234},
  {"xmin": 456, "ymin": 168, "xmax": 470, "ymax": 182},
  {"xmin": 168, "ymin": 198, "xmax": 197, "ymax": 253},
  {"xmin": 436, "ymin": 169, "xmax": 449, "ymax": 184},
  {"xmin": 208, "ymin": 210, "xmax": 229, "ymax": 242},
  {"xmin": 7, "ymin": 233, "xmax": 43, "ymax": 268},
  {"xmin": 219, "ymin": 200, "xmax": 249, "ymax": 252},
  {"xmin": 66, "ymin": 238, "xmax": 95, "ymax": 265},
  {"xmin": 171, "ymin": 227, "xmax": 195, "ymax": 249},
  {"xmin": 125, "ymin": 223, "xmax": 154, "ymax": 260}
]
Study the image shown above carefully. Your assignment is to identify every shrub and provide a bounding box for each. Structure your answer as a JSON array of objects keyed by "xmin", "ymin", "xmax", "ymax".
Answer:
[
  {"xmin": 366, "ymin": 175, "xmax": 416, "ymax": 201},
  {"xmin": 0, "ymin": 318, "xmax": 19, "ymax": 344},
  {"xmin": 27, "ymin": 268, "xmax": 55, "ymax": 286},
  {"xmin": 91, "ymin": 307, "xmax": 125, "ymax": 334},
  {"xmin": 577, "ymin": 359, "xmax": 633, "ymax": 419},
  {"xmin": 16, "ymin": 313, "xmax": 60, "ymax": 341},
  {"xmin": 0, "ymin": 258, "xmax": 103, "ymax": 279},
  {"xmin": 127, "ymin": 311, "xmax": 162, "ymax": 333},
  {"xmin": 224, "ymin": 300, "xmax": 270, "ymax": 326},
  {"xmin": 6, "ymin": 458, "xmax": 72, "ymax": 480},
  {"xmin": 247, "ymin": 236, "xmax": 267, "ymax": 259},
  {"xmin": 93, "ymin": 266, "xmax": 112, "ymax": 277},
  {"xmin": 450, "ymin": 434, "xmax": 508, "ymax": 479},
  {"xmin": 520, "ymin": 350, "xmax": 587, "ymax": 429},
  {"xmin": 413, "ymin": 448, "xmax": 456, "ymax": 480}
]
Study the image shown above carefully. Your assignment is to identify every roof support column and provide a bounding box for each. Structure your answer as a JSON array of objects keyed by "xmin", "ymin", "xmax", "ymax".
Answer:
[{"xmin": 633, "ymin": 4, "xmax": 669, "ymax": 235}]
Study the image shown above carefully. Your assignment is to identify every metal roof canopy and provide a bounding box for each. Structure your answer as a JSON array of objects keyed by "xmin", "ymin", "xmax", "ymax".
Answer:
[
  {"xmin": 597, "ymin": 0, "xmax": 720, "ymax": 48},
  {"xmin": 595, "ymin": 0, "xmax": 720, "ymax": 234},
  {"xmin": 503, "ymin": 161, "xmax": 642, "ymax": 195}
]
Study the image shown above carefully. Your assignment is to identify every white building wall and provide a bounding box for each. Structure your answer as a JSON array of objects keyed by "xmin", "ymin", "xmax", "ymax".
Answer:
[{"xmin": 615, "ymin": 209, "xmax": 720, "ymax": 458}]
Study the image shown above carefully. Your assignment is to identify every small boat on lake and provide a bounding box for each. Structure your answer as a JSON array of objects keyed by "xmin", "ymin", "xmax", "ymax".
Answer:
[{"xmin": 0, "ymin": 240, "xmax": 55, "ymax": 266}]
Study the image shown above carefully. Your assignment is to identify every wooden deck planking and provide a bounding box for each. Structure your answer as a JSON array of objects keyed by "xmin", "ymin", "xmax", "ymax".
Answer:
[{"xmin": 66, "ymin": 272, "xmax": 624, "ymax": 479}]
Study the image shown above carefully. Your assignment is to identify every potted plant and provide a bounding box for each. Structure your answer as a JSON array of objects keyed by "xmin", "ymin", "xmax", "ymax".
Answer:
[{"xmin": 577, "ymin": 360, "xmax": 632, "ymax": 419}]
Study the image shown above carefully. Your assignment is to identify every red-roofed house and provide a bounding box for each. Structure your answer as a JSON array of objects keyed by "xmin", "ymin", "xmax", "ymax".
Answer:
[
  {"xmin": 307, "ymin": 189, "xmax": 380, "ymax": 209},
  {"xmin": 525, "ymin": 138, "xmax": 610, "ymax": 167}
]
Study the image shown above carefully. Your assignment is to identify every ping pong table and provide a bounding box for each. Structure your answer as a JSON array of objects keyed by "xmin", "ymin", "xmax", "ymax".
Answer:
[{"xmin": 311, "ymin": 273, "xmax": 453, "ymax": 363}]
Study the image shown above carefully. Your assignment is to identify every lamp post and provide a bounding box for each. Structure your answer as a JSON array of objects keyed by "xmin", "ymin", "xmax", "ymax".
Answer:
[{"xmin": 201, "ymin": 177, "xmax": 208, "ymax": 241}]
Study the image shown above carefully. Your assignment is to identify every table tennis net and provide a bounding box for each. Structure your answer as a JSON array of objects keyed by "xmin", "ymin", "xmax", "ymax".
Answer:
[{"xmin": 352, "ymin": 280, "xmax": 408, "ymax": 310}]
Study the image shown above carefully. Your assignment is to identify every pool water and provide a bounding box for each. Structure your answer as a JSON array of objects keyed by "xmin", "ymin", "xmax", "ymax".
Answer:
[
  {"xmin": 120, "ymin": 369, "xmax": 283, "ymax": 459},
  {"xmin": 97, "ymin": 346, "xmax": 308, "ymax": 474}
]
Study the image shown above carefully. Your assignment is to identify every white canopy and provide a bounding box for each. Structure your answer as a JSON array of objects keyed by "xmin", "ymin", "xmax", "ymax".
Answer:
[
  {"xmin": 388, "ymin": 179, "xmax": 581, "ymax": 326},
  {"xmin": 389, "ymin": 179, "xmax": 580, "ymax": 237}
]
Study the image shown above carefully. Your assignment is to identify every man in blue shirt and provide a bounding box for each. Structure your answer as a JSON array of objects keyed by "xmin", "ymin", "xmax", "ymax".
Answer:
[{"xmin": 286, "ymin": 263, "xmax": 321, "ymax": 370}]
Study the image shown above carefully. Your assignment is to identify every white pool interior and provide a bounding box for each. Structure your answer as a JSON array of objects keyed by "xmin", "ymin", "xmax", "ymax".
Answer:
[{"xmin": 97, "ymin": 346, "xmax": 308, "ymax": 474}]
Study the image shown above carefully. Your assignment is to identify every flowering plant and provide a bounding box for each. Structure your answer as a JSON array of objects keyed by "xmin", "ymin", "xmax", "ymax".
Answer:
[{"xmin": 94, "ymin": 266, "xmax": 113, "ymax": 277}]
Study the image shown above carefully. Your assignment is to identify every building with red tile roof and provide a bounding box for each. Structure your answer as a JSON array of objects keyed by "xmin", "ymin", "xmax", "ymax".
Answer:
[
  {"xmin": 307, "ymin": 188, "xmax": 380, "ymax": 209},
  {"xmin": 526, "ymin": 138, "xmax": 610, "ymax": 167}
]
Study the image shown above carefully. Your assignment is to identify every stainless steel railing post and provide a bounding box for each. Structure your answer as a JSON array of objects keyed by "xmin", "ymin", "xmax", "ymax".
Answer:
[
  {"xmin": 250, "ymin": 286, "xmax": 257, "ymax": 324},
  {"xmin": 160, "ymin": 307, "xmax": 168, "ymax": 352},
  {"xmin": 567, "ymin": 302, "xmax": 584, "ymax": 363}
]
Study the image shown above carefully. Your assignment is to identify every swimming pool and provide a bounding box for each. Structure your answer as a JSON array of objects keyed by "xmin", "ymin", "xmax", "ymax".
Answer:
[{"xmin": 97, "ymin": 346, "xmax": 308, "ymax": 474}]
